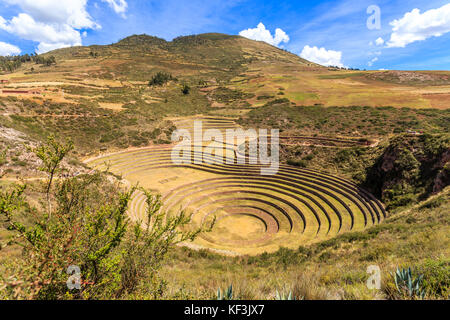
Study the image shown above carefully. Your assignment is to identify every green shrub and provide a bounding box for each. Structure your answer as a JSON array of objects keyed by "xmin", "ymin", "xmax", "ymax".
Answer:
[
  {"xmin": 287, "ymin": 159, "xmax": 307, "ymax": 167},
  {"xmin": 256, "ymin": 95, "xmax": 274, "ymax": 100},
  {"xmin": 0, "ymin": 136, "xmax": 207, "ymax": 299},
  {"xmin": 182, "ymin": 84, "xmax": 190, "ymax": 95},
  {"xmin": 149, "ymin": 72, "xmax": 174, "ymax": 86},
  {"xmin": 417, "ymin": 259, "xmax": 449, "ymax": 299}
]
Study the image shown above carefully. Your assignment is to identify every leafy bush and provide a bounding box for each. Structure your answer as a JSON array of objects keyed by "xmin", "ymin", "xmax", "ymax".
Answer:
[
  {"xmin": 256, "ymin": 95, "xmax": 274, "ymax": 100},
  {"xmin": 0, "ymin": 136, "xmax": 208, "ymax": 299},
  {"xmin": 417, "ymin": 259, "xmax": 449, "ymax": 299},
  {"xmin": 210, "ymin": 87, "xmax": 254, "ymax": 104},
  {"xmin": 33, "ymin": 55, "xmax": 56, "ymax": 66},
  {"xmin": 149, "ymin": 72, "xmax": 174, "ymax": 86},
  {"xmin": 287, "ymin": 159, "xmax": 307, "ymax": 167},
  {"xmin": 0, "ymin": 54, "xmax": 32, "ymax": 72},
  {"xmin": 182, "ymin": 84, "xmax": 190, "ymax": 95}
]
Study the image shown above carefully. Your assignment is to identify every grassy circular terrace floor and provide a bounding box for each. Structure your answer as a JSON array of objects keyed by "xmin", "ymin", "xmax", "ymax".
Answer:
[{"xmin": 213, "ymin": 213, "xmax": 267, "ymax": 243}]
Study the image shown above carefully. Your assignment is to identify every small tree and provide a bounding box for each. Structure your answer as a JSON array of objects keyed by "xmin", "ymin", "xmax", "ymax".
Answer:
[
  {"xmin": 149, "ymin": 72, "xmax": 174, "ymax": 86},
  {"xmin": 33, "ymin": 134, "xmax": 73, "ymax": 217},
  {"xmin": 46, "ymin": 56, "xmax": 56, "ymax": 66},
  {"xmin": 119, "ymin": 190, "xmax": 204, "ymax": 297},
  {"xmin": 182, "ymin": 84, "xmax": 190, "ymax": 95},
  {"xmin": 0, "ymin": 136, "xmax": 211, "ymax": 299}
]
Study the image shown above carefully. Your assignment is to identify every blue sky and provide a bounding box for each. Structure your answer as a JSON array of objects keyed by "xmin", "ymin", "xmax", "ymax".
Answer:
[{"xmin": 0, "ymin": 0, "xmax": 450, "ymax": 70}]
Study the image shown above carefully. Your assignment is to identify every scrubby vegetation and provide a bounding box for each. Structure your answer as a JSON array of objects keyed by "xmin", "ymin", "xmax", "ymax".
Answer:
[
  {"xmin": 238, "ymin": 101, "xmax": 449, "ymax": 136},
  {"xmin": 364, "ymin": 134, "xmax": 449, "ymax": 210},
  {"xmin": 0, "ymin": 97, "xmax": 176, "ymax": 155},
  {"xmin": 0, "ymin": 54, "xmax": 31, "ymax": 73},
  {"xmin": 280, "ymin": 132, "xmax": 449, "ymax": 211},
  {"xmin": 0, "ymin": 137, "xmax": 206, "ymax": 299},
  {"xmin": 209, "ymin": 87, "xmax": 255, "ymax": 105},
  {"xmin": 149, "ymin": 72, "xmax": 175, "ymax": 86},
  {"xmin": 32, "ymin": 55, "xmax": 56, "ymax": 67},
  {"xmin": 0, "ymin": 54, "xmax": 56, "ymax": 73},
  {"xmin": 181, "ymin": 83, "xmax": 190, "ymax": 95}
]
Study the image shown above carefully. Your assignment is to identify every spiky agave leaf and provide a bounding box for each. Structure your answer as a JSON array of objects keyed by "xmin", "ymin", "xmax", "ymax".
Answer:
[
  {"xmin": 226, "ymin": 284, "xmax": 233, "ymax": 300},
  {"xmin": 394, "ymin": 267, "xmax": 426, "ymax": 299}
]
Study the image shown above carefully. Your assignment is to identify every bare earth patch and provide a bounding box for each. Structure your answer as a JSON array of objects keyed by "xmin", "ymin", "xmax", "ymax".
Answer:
[{"xmin": 98, "ymin": 102, "xmax": 124, "ymax": 111}]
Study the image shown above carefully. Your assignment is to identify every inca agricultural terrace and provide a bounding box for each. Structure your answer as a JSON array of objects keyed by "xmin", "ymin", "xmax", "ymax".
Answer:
[{"xmin": 87, "ymin": 117, "xmax": 386, "ymax": 255}]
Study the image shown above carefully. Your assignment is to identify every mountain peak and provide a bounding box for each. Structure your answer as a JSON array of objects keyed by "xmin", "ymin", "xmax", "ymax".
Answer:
[{"xmin": 115, "ymin": 34, "xmax": 167, "ymax": 46}]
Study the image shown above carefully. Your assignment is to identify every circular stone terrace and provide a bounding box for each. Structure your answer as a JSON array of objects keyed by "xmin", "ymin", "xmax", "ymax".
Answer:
[{"xmin": 86, "ymin": 116, "xmax": 385, "ymax": 255}]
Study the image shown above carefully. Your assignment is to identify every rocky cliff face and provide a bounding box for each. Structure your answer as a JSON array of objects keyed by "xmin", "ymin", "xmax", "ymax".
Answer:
[
  {"xmin": 0, "ymin": 126, "xmax": 88, "ymax": 179},
  {"xmin": 433, "ymin": 149, "xmax": 450, "ymax": 193},
  {"xmin": 364, "ymin": 134, "xmax": 449, "ymax": 209}
]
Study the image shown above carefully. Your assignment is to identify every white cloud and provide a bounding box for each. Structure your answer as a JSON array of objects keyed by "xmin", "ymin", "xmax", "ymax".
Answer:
[
  {"xmin": 37, "ymin": 42, "xmax": 74, "ymax": 54},
  {"xmin": 368, "ymin": 57, "xmax": 378, "ymax": 66},
  {"xmin": 387, "ymin": 3, "xmax": 450, "ymax": 48},
  {"xmin": 300, "ymin": 45, "xmax": 344, "ymax": 67},
  {"xmin": 375, "ymin": 37, "xmax": 384, "ymax": 46},
  {"xmin": 0, "ymin": 0, "xmax": 99, "ymax": 54},
  {"xmin": 239, "ymin": 22, "xmax": 289, "ymax": 47},
  {"xmin": 0, "ymin": 14, "xmax": 82, "ymax": 54},
  {"xmin": 0, "ymin": 41, "xmax": 21, "ymax": 56},
  {"xmin": 0, "ymin": 14, "xmax": 81, "ymax": 45},
  {"xmin": 102, "ymin": 0, "xmax": 128, "ymax": 18},
  {"xmin": 4, "ymin": 0, "xmax": 98, "ymax": 29}
]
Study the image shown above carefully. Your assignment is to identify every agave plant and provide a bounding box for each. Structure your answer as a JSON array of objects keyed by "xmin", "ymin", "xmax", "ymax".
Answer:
[
  {"xmin": 217, "ymin": 284, "xmax": 233, "ymax": 300},
  {"xmin": 275, "ymin": 290, "xmax": 295, "ymax": 300},
  {"xmin": 394, "ymin": 267, "xmax": 426, "ymax": 299}
]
